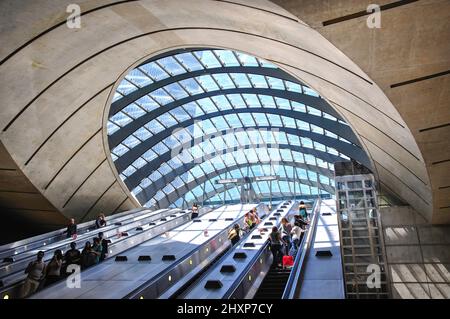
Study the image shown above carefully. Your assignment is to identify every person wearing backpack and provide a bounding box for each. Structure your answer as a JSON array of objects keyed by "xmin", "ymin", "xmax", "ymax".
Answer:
[
  {"xmin": 299, "ymin": 201, "xmax": 308, "ymax": 220},
  {"xmin": 22, "ymin": 251, "xmax": 46, "ymax": 298}
]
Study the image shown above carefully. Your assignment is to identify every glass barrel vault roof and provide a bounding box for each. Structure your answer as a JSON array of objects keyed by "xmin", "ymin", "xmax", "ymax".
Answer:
[{"xmin": 107, "ymin": 48, "xmax": 370, "ymax": 208}]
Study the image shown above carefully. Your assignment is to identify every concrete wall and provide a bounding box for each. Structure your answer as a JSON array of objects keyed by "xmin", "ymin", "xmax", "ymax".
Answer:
[
  {"xmin": 273, "ymin": 0, "xmax": 450, "ymax": 224},
  {"xmin": 0, "ymin": 0, "xmax": 447, "ymax": 241},
  {"xmin": 380, "ymin": 206, "xmax": 450, "ymax": 298}
]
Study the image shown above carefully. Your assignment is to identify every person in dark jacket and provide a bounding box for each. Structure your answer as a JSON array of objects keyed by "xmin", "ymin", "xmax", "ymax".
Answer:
[
  {"xmin": 95, "ymin": 213, "xmax": 106, "ymax": 229},
  {"xmin": 66, "ymin": 218, "xmax": 77, "ymax": 238},
  {"xmin": 80, "ymin": 242, "xmax": 94, "ymax": 270},
  {"xmin": 64, "ymin": 242, "xmax": 81, "ymax": 268},
  {"xmin": 191, "ymin": 203, "xmax": 199, "ymax": 219},
  {"xmin": 98, "ymin": 232, "xmax": 109, "ymax": 262}
]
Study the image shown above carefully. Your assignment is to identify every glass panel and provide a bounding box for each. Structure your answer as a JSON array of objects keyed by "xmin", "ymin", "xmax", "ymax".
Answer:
[
  {"xmin": 211, "ymin": 95, "xmax": 232, "ymax": 111},
  {"xmin": 142, "ymin": 149, "xmax": 157, "ymax": 162},
  {"xmin": 229, "ymin": 73, "xmax": 251, "ymax": 88},
  {"xmin": 242, "ymin": 94, "xmax": 261, "ymax": 107},
  {"xmin": 174, "ymin": 52, "xmax": 204, "ymax": 71},
  {"xmin": 275, "ymin": 97, "xmax": 290, "ymax": 109},
  {"xmin": 227, "ymin": 94, "xmax": 246, "ymax": 109},
  {"xmin": 149, "ymin": 170, "xmax": 163, "ymax": 181},
  {"xmin": 291, "ymin": 102, "xmax": 306, "ymax": 113},
  {"xmin": 149, "ymin": 88, "xmax": 174, "ymax": 105},
  {"xmin": 136, "ymin": 95, "xmax": 159, "ymax": 112},
  {"xmin": 170, "ymin": 107, "xmax": 191, "ymax": 122},
  {"xmin": 179, "ymin": 78, "xmax": 204, "ymax": 95},
  {"xmin": 248, "ymin": 74, "xmax": 268, "ymax": 88},
  {"xmin": 158, "ymin": 112, "xmax": 178, "ymax": 127},
  {"xmin": 183, "ymin": 102, "xmax": 204, "ymax": 117},
  {"xmin": 196, "ymin": 74, "xmax": 220, "ymax": 91},
  {"xmin": 214, "ymin": 50, "xmax": 240, "ymax": 66},
  {"xmin": 259, "ymin": 95, "xmax": 276, "ymax": 108},
  {"xmin": 116, "ymin": 79, "xmax": 137, "ymax": 95},
  {"xmin": 107, "ymin": 121, "xmax": 120, "ymax": 135},
  {"xmin": 164, "ymin": 82, "xmax": 189, "ymax": 100},
  {"xmin": 235, "ymin": 52, "xmax": 259, "ymax": 66},
  {"xmin": 140, "ymin": 62, "xmax": 169, "ymax": 81},
  {"xmin": 123, "ymin": 103, "xmax": 146, "ymax": 119},
  {"xmin": 157, "ymin": 56, "xmax": 186, "ymax": 76},
  {"xmin": 126, "ymin": 68, "xmax": 153, "ymax": 88},
  {"xmin": 110, "ymin": 112, "xmax": 133, "ymax": 127},
  {"xmin": 252, "ymin": 113, "xmax": 269, "ymax": 126},
  {"xmin": 112, "ymin": 144, "xmax": 128, "ymax": 157},
  {"xmin": 145, "ymin": 119, "xmax": 165, "ymax": 134},
  {"xmin": 197, "ymin": 98, "xmax": 218, "ymax": 113},
  {"xmin": 194, "ymin": 50, "xmax": 222, "ymax": 68},
  {"xmin": 122, "ymin": 165, "xmax": 137, "ymax": 177},
  {"xmin": 285, "ymin": 81, "xmax": 302, "ymax": 93},
  {"xmin": 308, "ymin": 106, "xmax": 322, "ymax": 117},
  {"xmin": 266, "ymin": 77, "xmax": 285, "ymax": 90},
  {"xmin": 153, "ymin": 142, "xmax": 169, "ymax": 155},
  {"xmin": 303, "ymin": 86, "xmax": 319, "ymax": 97},
  {"xmin": 212, "ymin": 74, "xmax": 235, "ymax": 89},
  {"xmin": 132, "ymin": 157, "xmax": 147, "ymax": 169},
  {"xmin": 122, "ymin": 135, "xmax": 140, "ymax": 149}
]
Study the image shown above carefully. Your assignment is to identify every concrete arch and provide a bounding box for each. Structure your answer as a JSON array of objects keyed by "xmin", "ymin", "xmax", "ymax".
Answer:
[{"xmin": 0, "ymin": 0, "xmax": 445, "ymax": 241}]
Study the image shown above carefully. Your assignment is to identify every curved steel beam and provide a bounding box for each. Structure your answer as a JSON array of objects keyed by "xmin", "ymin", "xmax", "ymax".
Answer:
[
  {"xmin": 135, "ymin": 160, "xmax": 335, "ymax": 206},
  {"xmin": 125, "ymin": 143, "xmax": 336, "ymax": 191},
  {"xmin": 111, "ymin": 66, "xmax": 302, "ymax": 114},
  {"xmin": 114, "ymin": 113, "xmax": 362, "ymax": 172},
  {"xmin": 109, "ymin": 87, "xmax": 342, "ymax": 145},
  {"xmin": 191, "ymin": 179, "xmax": 333, "ymax": 206},
  {"xmin": 149, "ymin": 172, "xmax": 334, "ymax": 209}
]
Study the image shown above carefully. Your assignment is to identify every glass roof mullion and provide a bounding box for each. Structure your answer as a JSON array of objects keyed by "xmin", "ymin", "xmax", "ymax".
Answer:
[
  {"xmin": 210, "ymin": 50, "xmax": 225, "ymax": 68},
  {"xmin": 172, "ymin": 55, "xmax": 191, "ymax": 73},
  {"xmin": 227, "ymin": 72, "xmax": 240, "ymax": 89},
  {"xmin": 191, "ymin": 51, "xmax": 209, "ymax": 70},
  {"xmin": 230, "ymin": 50, "xmax": 243, "ymax": 67}
]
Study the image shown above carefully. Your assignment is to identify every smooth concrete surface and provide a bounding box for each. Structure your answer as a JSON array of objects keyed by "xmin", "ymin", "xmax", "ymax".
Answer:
[
  {"xmin": 298, "ymin": 199, "xmax": 345, "ymax": 299},
  {"xmin": 273, "ymin": 0, "xmax": 450, "ymax": 223},
  {"xmin": 380, "ymin": 206, "xmax": 450, "ymax": 299},
  {"xmin": 0, "ymin": 0, "xmax": 447, "ymax": 241}
]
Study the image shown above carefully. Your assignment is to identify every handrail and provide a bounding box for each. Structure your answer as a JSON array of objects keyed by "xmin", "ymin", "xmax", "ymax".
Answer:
[
  {"xmin": 222, "ymin": 201, "xmax": 296, "ymax": 299},
  {"xmin": 166, "ymin": 205, "xmax": 272, "ymax": 299},
  {"xmin": 282, "ymin": 197, "xmax": 321, "ymax": 299},
  {"xmin": 125, "ymin": 203, "xmax": 265, "ymax": 299}
]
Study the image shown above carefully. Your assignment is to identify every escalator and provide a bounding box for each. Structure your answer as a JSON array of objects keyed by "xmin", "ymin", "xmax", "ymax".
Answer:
[{"xmin": 253, "ymin": 267, "xmax": 291, "ymax": 299}]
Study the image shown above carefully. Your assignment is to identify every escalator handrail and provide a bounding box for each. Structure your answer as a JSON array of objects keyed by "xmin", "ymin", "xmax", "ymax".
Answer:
[
  {"xmin": 0, "ymin": 207, "xmax": 148, "ymax": 255},
  {"xmin": 0, "ymin": 208, "xmax": 189, "ymax": 296},
  {"xmin": 222, "ymin": 201, "xmax": 296, "ymax": 299},
  {"xmin": 168, "ymin": 209, "xmax": 270, "ymax": 299},
  {"xmin": 282, "ymin": 198, "xmax": 321, "ymax": 299},
  {"xmin": 125, "ymin": 203, "xmax": 264, "ymax": 299}
]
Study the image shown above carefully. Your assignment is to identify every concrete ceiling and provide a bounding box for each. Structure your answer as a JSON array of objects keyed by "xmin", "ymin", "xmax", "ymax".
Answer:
[
  {"xmin": 271, "ymin": 0, "xmax": 450, "ymax": 223},
  {"xmin": 0, "ymin": 0, "xmax": 448, "ymax": 242}
]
